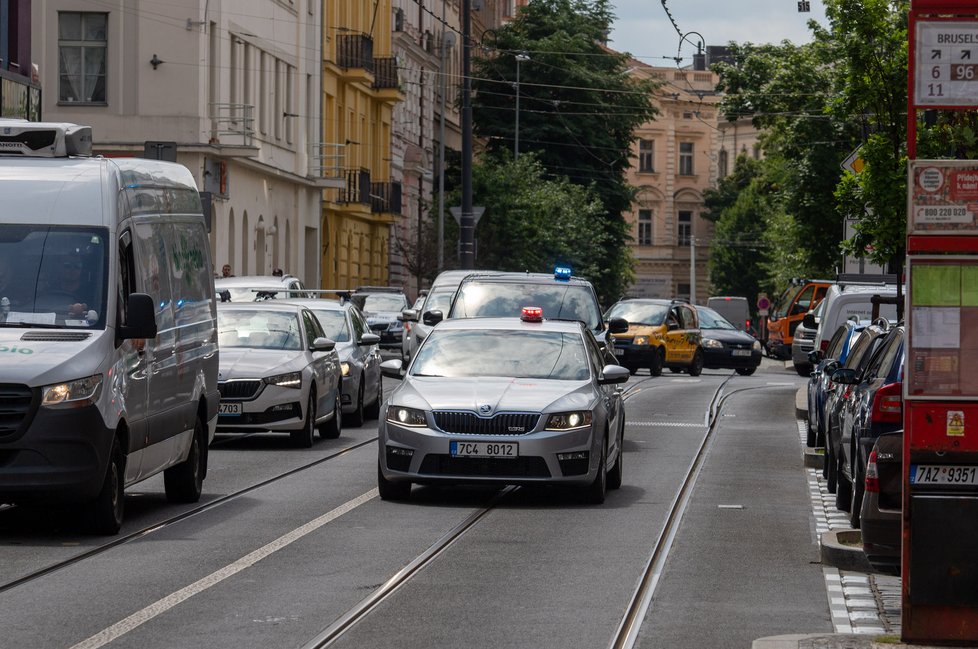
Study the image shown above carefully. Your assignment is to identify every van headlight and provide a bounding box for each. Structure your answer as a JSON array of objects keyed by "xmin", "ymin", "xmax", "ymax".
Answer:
[
  {"xmin": 546, "ymin": 411, "xmax": 593, "ymax": 431},
  {"xmin": 42, "ymin": 375, "xmax": 103, "ymax": 408},
  {"xmin": 702, "ymin": 338, "xmax": 723, "ymax": 349},
  {"xmin": 387, "ymin": 406, "xmax": 427, "ymax": 427},
  {"xmin": 264, "ymin": 371, "xmax": 302, "ymax": 388}
]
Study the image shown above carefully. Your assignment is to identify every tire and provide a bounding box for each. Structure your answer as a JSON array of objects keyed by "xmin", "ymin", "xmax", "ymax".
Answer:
[
  {"xmin": 849, "ymin": 463, "xmax": 864, "ymax": 528},
  {"xmin": 584, "ymin": 438, "xmax": 607, "ymax": 504},
  {"xmin": 649, "ymin": 348, "xmax": 664, "ymax": 377},
  {"xmin": 320, "ymin": 391, "xmax": 342, "ymax": 439},
  {"xmin": 835, "ymin": 454, "xmax": 852, "ymax": 511},
  {"xmin": 794, "ymin": 363, "xmax": 812, "ymax": 377},
  {"xmin": 826, "ymin": 441, "xmax": 837, "ymax": 493},
  {"xmin": 806, "ymin": 417, "xmax": 817, "ymax": 448},
  {"xmin": 377, "ymin": 462, "xmax": 411, "ymax": 501},
  {"xmin": 90, "ymin": 437, "xmax": 125, "ymax": 535},
  {"xmin": 735, "ymin": 367, "xmax": 756, "ymax": 376},
  {"xmin": 607, "ymin": 423, "xmax": 623, "ymax": 490},
  {"xmin": 348, "ymin": 379, "xmax": 365, "ymax": 427},
  {"xmin": 364, "ymin": 376, "xmax": 382, "ymax": 420},
  {"xmin": 625, "ymin": 364, "xmax": 638, "ymax": 376},
  {"xmin": 687, "ymin": 349, "xmax": 704, "ymax": 377},
  {"xmin": 164, "ymin": 416, "xmax": 206, "ymax": 503},
  {"xmin": 291, "ymin": 391, "xmax": 317, "ymax": 448}
]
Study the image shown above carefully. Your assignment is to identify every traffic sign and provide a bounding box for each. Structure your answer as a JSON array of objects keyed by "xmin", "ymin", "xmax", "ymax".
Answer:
[
  {"xmin": 756, "ymin": 293, "xmax": 770, "ymax": 312},
  {"xmin": 449, "ymin": 206, "xmax": 486, "ymax": 227},
  {"xmin": 841, "ymin": 146, "xmax": 865, "ymax": 174}
]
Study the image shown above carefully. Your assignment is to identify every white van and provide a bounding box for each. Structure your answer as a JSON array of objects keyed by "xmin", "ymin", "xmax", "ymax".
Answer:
[
  {"xmin": 706, "ymin": 296, "xmax": 751, "ymax": 333},
  {"xmin": 809, "ymin": 280, "xmax": 899, "ymax": 357},
  {"xmin": 0, "ymin": 121, "xmax": 219, "ymax": 534}
]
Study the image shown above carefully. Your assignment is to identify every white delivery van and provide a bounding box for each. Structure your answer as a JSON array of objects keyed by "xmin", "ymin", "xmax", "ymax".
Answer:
[
  {"xmin": 810, "ymin": 279, "xmax": 899, "ymax": 356},
  {"xmin": 0, "ymin": 121, "xmax": 219, "ymax": 534},
  {"xmin": 706, "ymin": 296, "xmax": 751, "ymax": 333}
]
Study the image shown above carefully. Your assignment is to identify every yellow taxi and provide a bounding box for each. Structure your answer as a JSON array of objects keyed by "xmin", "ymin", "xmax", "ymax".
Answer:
[{"xmin": 604, "ymin": 298, "xmax": 702, "ymax": 376}]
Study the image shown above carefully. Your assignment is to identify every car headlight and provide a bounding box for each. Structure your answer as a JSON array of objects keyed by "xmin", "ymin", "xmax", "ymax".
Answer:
[
  {"xmin": 386, "ymin": 406, "xmax": 427, "ymax": 427},
  {"xmin": 264, "ymin": 371, "xmax": 302, "ymax": 388},
  {"xmin": 545, "ymin": 411, "xmax": 593, "ymax": 431},
  {"xmin": 752, "ymin": 340, "xmax": 762, "ymax": 351},
  {"xmin": 42, "ymin": 374, "xmax": 103, "ymax": 408},
  {"xmin": 633, "ymin": 335, "xmax": 649, "ymax": 346},
  {"xmin": 702, "ymin": 338, "xmax": 723, "ymax": 349},
  {"xmin": 341, "ymin": 362, "xmax": 350, "ymax": 377}
]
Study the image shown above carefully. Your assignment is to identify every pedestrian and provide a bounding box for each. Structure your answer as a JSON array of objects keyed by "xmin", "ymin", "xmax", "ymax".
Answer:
[
  {"xmin": 222, "ymin": 264, "xmax": 234, "ymax": 278},
  {"xmin": 272, "ymin": 268, "xmax": 284, "ymax": 277}
]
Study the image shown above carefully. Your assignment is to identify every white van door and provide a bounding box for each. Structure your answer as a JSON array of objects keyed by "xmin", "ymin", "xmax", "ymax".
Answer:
[{"xmin": 118, "ymin": 230, "xmax": 150, "ymax": 483}]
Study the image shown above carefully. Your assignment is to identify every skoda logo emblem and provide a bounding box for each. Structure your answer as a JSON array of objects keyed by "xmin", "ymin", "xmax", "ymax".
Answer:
[{"xmin": 479, "ymin": 404, "xmax": 492, "ymax": 415}]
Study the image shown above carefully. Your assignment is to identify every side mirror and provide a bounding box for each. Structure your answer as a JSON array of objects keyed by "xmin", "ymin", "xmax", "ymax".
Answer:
[
  {"xmin": 359, "ymin": 332, "xmax": 381, "ymax": 346},
  {"xmin": 808, "ymin": 349, "xmax": 824, "ymax": 364},
  {"xmin": 119, "ymin": 293, "xmax": 157, "ymax": 340},
  {"xmin": 423, "ymin": 310, "xmax": 443, "ymax": 326},
  {"xmin": 381, "ymin": 358, "xmax": 404, "ymax": 379},
  {"xmin": 831, "ymin": 367, "xmax": 858, "ymax": 385},
  {"xmin": 607, "ymin": 317, "xmax": 629, "ymax": 334},
  {"xmin": 598, "ymin": 364, "xmax": 631, "ymax": 385},
  {"xmin": 667, "ymin": 321, "xmax": 679, "ymax": 331},
  {"xmin": 803, "ymin": 312, "xmax": 816, "ymax": 329},
  {"xmin": 311, "ymin": 336, "xmax": 336, "ymax": 352},
  {"xmin": 401, "ymin": 308, "xmax": 418, "ymax": 323}
]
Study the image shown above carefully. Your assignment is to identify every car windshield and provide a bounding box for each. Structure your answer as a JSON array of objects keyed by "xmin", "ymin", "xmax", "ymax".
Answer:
[
  {"xmin": 0, "ymin": 224, "xmax": 109, "ymax": 329},
  {"xmin": 605, "ymin": 301, "xmax": 669, "ymax": 326},
  {"xmin": 356, "ymin": 293, "xmax": 406, "ymax": 312},
  {"xmin": 412, "ymin": 329, "xmax": 591, "ymax": 380},
  {"xmin": 218, "ymin": 310, "xmax": 303, "ymax": 350},
  {"xmin": 450, "ymin": 281, "xmax": 601, "ymax": 330},
  {"xmin": 312, "ymin": 309, "xmax": 351, "ymax": 342},
  {"xmin": 696, "ymin": 307, "xmax": 737, "ymax": 330}
]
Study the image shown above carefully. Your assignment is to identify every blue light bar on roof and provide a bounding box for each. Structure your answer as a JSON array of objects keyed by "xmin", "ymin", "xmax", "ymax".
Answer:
[{"xmin": 554, "ymin": 265, "xmax": 572, "ymax": 281}]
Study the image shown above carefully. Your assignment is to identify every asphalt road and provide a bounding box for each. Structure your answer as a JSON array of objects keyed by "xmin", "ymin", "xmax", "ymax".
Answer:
[{"xmin": 0, "ymin": 357, "xmax": 833, "ymax": 649}]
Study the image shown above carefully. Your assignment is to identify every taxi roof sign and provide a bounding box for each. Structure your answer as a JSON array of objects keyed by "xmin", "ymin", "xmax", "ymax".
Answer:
[{"xmin": 0, "ymin": 120, "xmax": 93, "ymax": 157}]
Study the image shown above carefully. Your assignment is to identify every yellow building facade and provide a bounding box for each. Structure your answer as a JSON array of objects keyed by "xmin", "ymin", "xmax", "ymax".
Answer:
[{"xmin": 322, "ymin": 0, "xmax": 403, "ymax": 289}]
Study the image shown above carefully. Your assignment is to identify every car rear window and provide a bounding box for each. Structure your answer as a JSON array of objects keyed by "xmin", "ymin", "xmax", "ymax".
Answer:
[
  {"xmin": 605, "ymin": 301, "xmax": 669, "ymax": 326},
  {"xmin": 412, "ymin": 329, "xmax": 590, "ymax": 380},
  {"xmin": 451, "ymin": 281, "xmax": 601, "ymax": 330}
]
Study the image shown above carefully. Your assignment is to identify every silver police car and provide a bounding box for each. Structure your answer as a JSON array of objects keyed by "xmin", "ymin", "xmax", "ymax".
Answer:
[{"xmin": 377, "ymin": 307, "xmax": 629, "ymax": 503}]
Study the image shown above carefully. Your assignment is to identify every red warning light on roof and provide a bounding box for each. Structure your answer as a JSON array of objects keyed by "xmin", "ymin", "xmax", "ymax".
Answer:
[{"xmin": 521, "ymin": 306, "xmax": 543, "ymax": 322}]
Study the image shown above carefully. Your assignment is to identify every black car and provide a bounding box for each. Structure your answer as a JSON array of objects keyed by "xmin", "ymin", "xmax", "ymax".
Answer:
[
  {"xmin": 834, "ymin": 324, "xmax": 904, "ymax": 527},
  {"xmin": 694, "ymin": 305, "xmax": 762, "ymax": 375},
  {"xmin": 349, "ymin": 286, "xmax": 410, "ymax": 351},
  {"xmin": 860, "ymin": 430, "xmax": 902, "ymax": 575},
  {"xmin": 805, "ymin": 320, "xmax": 867, "ymax": 448}
]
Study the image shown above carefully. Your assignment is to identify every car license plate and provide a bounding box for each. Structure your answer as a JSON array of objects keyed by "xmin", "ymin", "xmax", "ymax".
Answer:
[
  {"xmin": 732, "ymin": 349, "xmax": 751, "ymax": 357},
  {"xmin": 613, "ymin": 347, "xmax": 625, "ymax": 356},
  {"xmin": 910, "ymin": 464, "xmax": 978, "ymax": 486},
  {"xmin": 450, "ymin": 441, "xmax": 518, "ymax": 458},
  {"xmin": 219, "ymin": 402, "xmax": 242, "ymax": 416}
]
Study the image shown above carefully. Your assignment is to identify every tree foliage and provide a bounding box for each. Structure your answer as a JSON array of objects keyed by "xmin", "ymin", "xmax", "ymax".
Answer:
[{"xmin": 470, "ymin": 0, "xmax": 657, "ymax": 303}]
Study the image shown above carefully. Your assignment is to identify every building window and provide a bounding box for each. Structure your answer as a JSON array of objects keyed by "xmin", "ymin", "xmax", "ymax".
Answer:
[
  {"xmin": 683, "ymin": 111, "xmax": 693, "ymax": 119},
  {"xmin": 58, "ymin": 12, "xmax": 107, "ymax": 104},
  {"xmin": 679, "ymin": 142, "xmax": 694, "ymax": 176},
  {"xmin": 638, "ymin": 209, "xmax": 653, "ymax": 245},
  {"xmin": 677, "ymin": 283, "xmax": 690, "ymax": 301},
  {"xmin": 677, "ymin": 211, "xmax": 692, "ymax": 246},
  {"xmin": 718, "ymin": 149, "xmax": 728, "ymax": 178},
  {"xmin": 638, "ymin": 139, "xmax": 655, "ymax": 173}
]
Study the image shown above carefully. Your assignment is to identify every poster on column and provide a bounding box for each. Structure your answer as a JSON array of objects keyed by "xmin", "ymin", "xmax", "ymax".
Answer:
[{"xmin": 908, "ymin": 160, "xmax": 978, "ymax": 235}]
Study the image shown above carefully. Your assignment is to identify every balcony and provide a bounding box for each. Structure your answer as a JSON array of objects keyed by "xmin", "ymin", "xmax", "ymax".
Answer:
[
  {"xmin": 336, "ymin": 33, "xmax": 374, "ymax": 83},
  {"xmin": 209, "ymin": 103, "xmax": 255, "ymax": 147},
  {"xmin": 338, "ymin": 168, "xmax": 371, "ymax": 205},
  {"xmin": 370, "ymin": 180, "xmax": 402, "ymax": 216},
  {"xmin": 372, "ymin": 57, "xmax": 402, "ymax": 102}
]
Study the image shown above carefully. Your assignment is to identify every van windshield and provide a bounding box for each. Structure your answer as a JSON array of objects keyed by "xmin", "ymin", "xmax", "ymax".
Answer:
[
  {"xmin": 772, "ymin": 285, "xmax": 804, "ymax": 319},
  {"xmin": 0, "ymin": 225, "xmax": 108, "ymax": 329}
]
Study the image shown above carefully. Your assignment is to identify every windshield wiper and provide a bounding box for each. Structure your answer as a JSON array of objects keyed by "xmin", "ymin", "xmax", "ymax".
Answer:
[{"xmin": 0, "ymin": 321, "xmax": 64, "ymax": 329}]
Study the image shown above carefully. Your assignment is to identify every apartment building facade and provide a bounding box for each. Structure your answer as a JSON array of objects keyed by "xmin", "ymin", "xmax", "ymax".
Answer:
[{"xmin": 32, "ymin": 0, "xmax": 333, "ymax": 287}]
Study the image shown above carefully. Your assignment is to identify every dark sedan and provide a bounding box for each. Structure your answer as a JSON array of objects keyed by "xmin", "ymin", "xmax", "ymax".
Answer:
[{"xmin": 694, "ymin": 305, "xmax": 762, "ymax": 375}]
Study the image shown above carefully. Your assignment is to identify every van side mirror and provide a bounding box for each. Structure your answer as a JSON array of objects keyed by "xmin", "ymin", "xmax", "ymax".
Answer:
[
  {"xmin": 606, "ymin": 317, "xmax": 629, "ymax": 334},
  {"xmin": 119, "ymin": 293, "xmax": 157, "ymax": 340},
  {"xmin": 423, "ymin": 310, "xmax": 443, "ymax": 326},
  {"xmin": 803, "ymin": 312, "xmax": 816, "ymax": 329}
]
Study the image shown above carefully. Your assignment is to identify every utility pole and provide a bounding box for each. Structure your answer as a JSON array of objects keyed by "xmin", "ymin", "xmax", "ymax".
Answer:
[
  {"xmin": 514, "ymin": 52, "xmax": 529, "ymax": 160},
  {"xmin": 437, "ymin": 4, "xmax": 450, "ymax": 273},
  {"xmin": 690, "ymin": 236, "xmax": 696, "ymax": 304},
  {"xmin": 459, "ymin": 0, "xmax": 474, "ymax": 269}
]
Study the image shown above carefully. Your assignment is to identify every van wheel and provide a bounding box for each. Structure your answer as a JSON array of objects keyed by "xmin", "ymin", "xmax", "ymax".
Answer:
[
  {"xmin": 583, "ymin": 438, "xmax": 607, "ymax": 504},
  {"xmin": 292, "ymin": 391, "xmax": 316, "ymax": 448},
  {"xmin": 164, "ymin": 417, "xmax": 205, "ymax": 503},
  {"xmin": 687, "ymin": 349, "xmax": 704, "ymax": 377},
  {"xmin": 364, "ymin": 377, "xmax": 382, "ymax": 421},
  {"xmin": 320, "ymin": 391, "xmax": 342, "ymax": 439},
  {"xmin": 378, "ymin": 462, "xmax": 411, "ymax": 501},
  {"xmin": 90, "ymin": 437, "xmax": 125, "ymax": 535},
  {"xmin": 348, "ymin": 379, "xmax": 365, "ymax": 427},
  {"xmin": 649, "ymin": 349, "xmax": 664, "ymax": 377}
]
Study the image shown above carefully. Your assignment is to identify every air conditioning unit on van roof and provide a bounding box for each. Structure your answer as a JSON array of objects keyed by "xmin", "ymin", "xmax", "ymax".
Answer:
[{"xmin": 0, "ymin": 120, "xmax": 92, "ymax": 157}]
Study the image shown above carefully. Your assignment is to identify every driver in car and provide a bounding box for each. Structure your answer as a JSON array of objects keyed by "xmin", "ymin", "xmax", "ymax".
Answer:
[{"xmin": 49, "ymin": 255, "xmax": 93, "ymax": 317}]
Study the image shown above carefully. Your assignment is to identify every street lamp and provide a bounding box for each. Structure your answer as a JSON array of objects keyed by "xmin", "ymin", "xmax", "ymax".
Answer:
[{"xmin": 514, "ymin": 52, "xmax": 530, "ymax": 159}]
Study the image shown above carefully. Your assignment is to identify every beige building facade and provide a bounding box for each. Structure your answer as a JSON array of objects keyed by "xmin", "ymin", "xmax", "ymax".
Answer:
[{"xmin": 32, "ymin": 0, "xmax": 335, "ymax": 287}]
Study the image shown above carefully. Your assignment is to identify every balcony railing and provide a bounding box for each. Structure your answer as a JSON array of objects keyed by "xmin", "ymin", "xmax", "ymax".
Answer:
[
  {"xmin": 309, "ymin": 142, "xmax": 346, "ymax": 179},
  {"xmin": 370, "ymin": 181, "xmax": 402, "ymax": 215},
  {"xmin": 372, "ymin": 57, "xmax": 399, "ymax": 90},
  {"xmin": 339, "ymin": 168, "xmax": 371, "ymax": 205},
  {"xmin": 209, "ymin": 103, "xmax": 255, "ymax": 146},
  {"xmin": 336, "ymin": 34, "xmax": 374, "ymax": 73}
]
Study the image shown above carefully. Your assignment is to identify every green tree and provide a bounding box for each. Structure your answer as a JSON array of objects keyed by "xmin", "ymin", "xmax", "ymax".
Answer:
[{"xmin": 470, "ymin": 0, "xmax": 657, "ymax": 303}]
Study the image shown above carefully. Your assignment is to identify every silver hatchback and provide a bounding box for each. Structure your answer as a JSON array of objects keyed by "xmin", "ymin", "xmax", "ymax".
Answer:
[{"xmin": 377, "ymin": 309, "xmax": 629, "ymax": 503}]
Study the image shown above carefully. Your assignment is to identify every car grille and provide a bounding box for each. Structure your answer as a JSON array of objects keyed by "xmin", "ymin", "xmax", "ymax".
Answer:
[
  {"xmin": 418, "ymin": 454, "xmax": 551, "ymax": 478},
  {"xmin": 218, "ymin": 380, "xmax": 262, "ymax": 400},
  {"xmin": 798, "ymin": 328, "xmax": 816, "ymax": 341},
  {"xmin": 727, "ymin": 342, "xmax": 754, "ymax": 351},
  {"xmin": 0, "ymin": 384, "xmax": 34, "ymax": 438},
  {"xmin": 433, "ymin": 411, "xmax": 540, "ymax": 435}
]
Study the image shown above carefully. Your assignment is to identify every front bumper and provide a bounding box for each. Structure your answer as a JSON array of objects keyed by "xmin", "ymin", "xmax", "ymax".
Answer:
[
  {"xmin": 702, "ymin": 347, "xmax": 762, "ymax": 370},
  {"xmin": 217, "ymin": 381, "xmax": 306, "ymax": 432},
  {"xmin": 611, "ymin": 343, "xmax": 659, "ymax": 369},
  {"xmin": 379, "ymin": 419, "xmax": 601, "ymax": 486}
]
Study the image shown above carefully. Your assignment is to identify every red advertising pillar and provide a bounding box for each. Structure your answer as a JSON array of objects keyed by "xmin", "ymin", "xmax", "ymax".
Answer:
[{"xmin": 904, "ymin": 3, "xmax": 978, "ymax": 642}]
